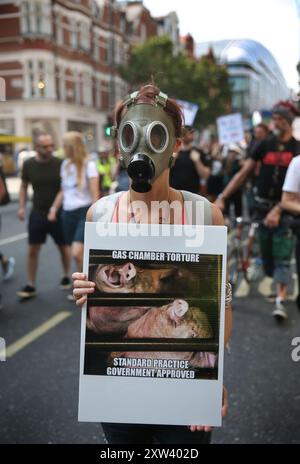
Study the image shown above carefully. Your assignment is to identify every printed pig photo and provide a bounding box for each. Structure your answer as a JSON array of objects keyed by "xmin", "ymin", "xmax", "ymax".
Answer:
[
  {"xmin": 83, "ymin": 249, "xmax": 221, "ymax": 380},
  {"xmin": 78, "ymin": 222, "xmax": 227, "ymax": 426}
]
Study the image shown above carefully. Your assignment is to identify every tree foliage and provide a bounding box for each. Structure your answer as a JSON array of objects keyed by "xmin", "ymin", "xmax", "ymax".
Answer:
[{"xmin": 119, "ymin": 36, "xmax": 232, "ymax": 127}]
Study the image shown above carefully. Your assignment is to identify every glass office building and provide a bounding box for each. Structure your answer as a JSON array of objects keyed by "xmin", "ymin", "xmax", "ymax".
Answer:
[{"xmin": 197, "ymin": 39, "xmax": 290, "ymax": 118}]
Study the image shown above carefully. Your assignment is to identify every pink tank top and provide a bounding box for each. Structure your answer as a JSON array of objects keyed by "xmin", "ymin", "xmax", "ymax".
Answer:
[{"xmin": 112, "ymin": 192, "xmax": 188, "ymax": 224}]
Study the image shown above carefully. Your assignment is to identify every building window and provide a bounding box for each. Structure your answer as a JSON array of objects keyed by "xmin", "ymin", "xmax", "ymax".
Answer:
[
  {"xmin": 99, "ymin": 36, "xmax": 108, "ymax": 64},
  {"xmin": 229, "ymin": 76, "xmax": 249, "ymax": 93},
  {"xmin": 56, "ymin": 15, "xmax": 63, "ymax": 45},
  {"xmin": 82, "ymin": 73, "xmax": 92, "ymax": 106},
  {"xmin": 37, "ymin": 61, "xmax": 45, "ymax": 98},
  {"xmin": 35, "ymin": 2, "xmax": 42, "ymax": 33},
  {"xmin": 95, "ymin": 79, "xmax": 101, "ymax": 109},
  {"xmin": 80, "ymin": 22, "xmax": 90, "ymax": 51},
  {"xmin": 28, "ymin": 60, "xmax": 35, "ymax": 97},
  {"xmin": 70, "ymin": 19, "xmax": 78, "ymax": 49},
  {"xmin": 93, "ymin": 34, "xmax": 99, "ymax": 61},
  {"xmin": 25, "ymin": 1, "xmax": 31, "ymax": 32},
  {"xmin": 26, "ymin": 60, "xmax": 47, "ymax": 99},
  {"xmin": 74, "ymin": 72, "xmax": 81, "ymax": 105},
  {"xmin": 20, "ymin": 0, "xmax": 51, "ymax": 35}
]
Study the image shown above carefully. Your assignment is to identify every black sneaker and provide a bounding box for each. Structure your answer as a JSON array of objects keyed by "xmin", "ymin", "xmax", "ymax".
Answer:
[
  {"xmin": 17, "ymin": 285, "xmax": 37, "ymax": 299},
  {"xmin": 60, "ymin": 277, "xmax": 72, "ymax": 290}
]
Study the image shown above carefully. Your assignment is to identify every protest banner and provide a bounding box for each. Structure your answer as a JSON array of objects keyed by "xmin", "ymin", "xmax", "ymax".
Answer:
[
  {"xmin": 176, "ymin": 99, "xmax": 199, "ymax": 127},
  {"xmin": 78, "ymin": 223, "xmax": 227, "ymax": 426},
  {"xmin": 217, "ymin": 113, "xmax": 244, "ymax": 145}
]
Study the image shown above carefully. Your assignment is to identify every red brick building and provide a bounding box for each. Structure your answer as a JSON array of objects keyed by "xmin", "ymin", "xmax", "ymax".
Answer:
[{"xmin": 0, "ymin": 0, "xmax": 179, "ymax": 166}]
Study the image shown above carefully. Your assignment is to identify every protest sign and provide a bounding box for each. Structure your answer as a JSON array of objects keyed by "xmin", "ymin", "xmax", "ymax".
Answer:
[
  {"xmin": 217, "ymin": 113, "xmax": 244, "ymax": 144},
  {"xmin": 78, "ymin": 223, "xmax": 227, "ymax": 426},
  {"xmin": 176, "ymin": 99, "xmax": 199, "ymax": 127}
]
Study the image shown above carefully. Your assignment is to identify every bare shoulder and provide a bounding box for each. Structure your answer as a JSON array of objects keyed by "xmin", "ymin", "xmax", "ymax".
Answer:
[
  {"xmin": 86, "ymin": 205, "xmax": 94, "ymax": 221},
  {"xmin": 210, "ymin": 202, "xmax": 225, "ymax": 226}
]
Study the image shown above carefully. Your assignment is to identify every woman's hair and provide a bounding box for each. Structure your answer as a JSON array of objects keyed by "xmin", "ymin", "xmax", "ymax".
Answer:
[
  {"xmin": 114, "ymin": 84, "xmax": 184, "ymax": 138},
  {"xmin": 63, "ymin": 131, "xmax": 88, "ymax": 189}
]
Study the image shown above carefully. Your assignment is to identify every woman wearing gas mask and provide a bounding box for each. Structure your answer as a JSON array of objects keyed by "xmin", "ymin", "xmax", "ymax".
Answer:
[{"xmin": 72, "ymin": 84, "xmax": 232, "ymax": 444}]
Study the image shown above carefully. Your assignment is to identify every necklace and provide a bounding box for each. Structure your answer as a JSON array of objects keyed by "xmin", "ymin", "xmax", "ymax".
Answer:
[{"xmin": 128, "ymin": 191, "xmax": 171, "ymax": 224}]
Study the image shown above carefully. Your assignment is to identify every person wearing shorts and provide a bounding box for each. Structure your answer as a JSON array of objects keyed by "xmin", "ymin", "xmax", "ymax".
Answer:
[
  {"xmin": 17, "ymin": 133, "xmax": 71, "ymax": 299},
  {"xmin": 48, "ymin": 132, "xmax": 99, "ymax": 300}
]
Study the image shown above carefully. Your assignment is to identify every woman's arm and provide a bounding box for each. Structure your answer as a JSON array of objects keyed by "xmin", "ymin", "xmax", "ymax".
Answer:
[
  {"xmin": 72, "ymin": 205, "xmax": 96, "ymax": 305},
  {"xmin": 88, "ymin": 176, "xmax": 100, "ymax": 203},
  {"xmin": 211, "ymin": 203, "xmax": 233, "ymax": 345}
]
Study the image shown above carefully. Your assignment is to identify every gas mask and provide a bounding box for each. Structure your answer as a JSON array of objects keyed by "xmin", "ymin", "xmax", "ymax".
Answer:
[{"xmin": 112, "ymin": 91, "xmax": 176, "ymax": 193}]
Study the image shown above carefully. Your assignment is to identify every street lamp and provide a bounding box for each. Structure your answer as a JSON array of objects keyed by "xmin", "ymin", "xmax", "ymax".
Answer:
[{"xmin": 37, "ymin": 81, "xmax": 45, "ymax": 90}]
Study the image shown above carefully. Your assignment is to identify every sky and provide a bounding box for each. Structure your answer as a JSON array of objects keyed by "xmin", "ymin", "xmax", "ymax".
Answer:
[{"xmin": 142, "ymin": 0, "xmax": 300, "ymax": 91}]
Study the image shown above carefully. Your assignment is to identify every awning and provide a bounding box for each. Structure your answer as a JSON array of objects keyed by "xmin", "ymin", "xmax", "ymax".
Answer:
[{"xmin": 0, "ymin": 136, "xmax": 32, "ymax": 144}]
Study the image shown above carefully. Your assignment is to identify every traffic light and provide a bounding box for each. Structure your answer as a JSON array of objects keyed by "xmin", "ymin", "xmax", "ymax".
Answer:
[{"xmin": 104, "ymin": 116, "xmax": 113, "ymax": 138}]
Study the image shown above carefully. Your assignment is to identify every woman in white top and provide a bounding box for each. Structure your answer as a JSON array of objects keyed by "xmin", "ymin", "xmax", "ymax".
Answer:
[
  {"xmin": 49, "ymin": 131, "xmax": 99, "ymax": 274},
  {"xmin": 281, "ymin": 154, "xmax": 300, "ymax": 310}
]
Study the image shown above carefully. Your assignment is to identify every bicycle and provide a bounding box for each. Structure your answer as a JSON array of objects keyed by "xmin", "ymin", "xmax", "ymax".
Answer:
[
  {"xmin": 227, "ymin": 214, "xmax": 300, "ymax": 299},
  {"xmin": 227, "ymin": 217, "xmax": 262, "ymax": 297}
]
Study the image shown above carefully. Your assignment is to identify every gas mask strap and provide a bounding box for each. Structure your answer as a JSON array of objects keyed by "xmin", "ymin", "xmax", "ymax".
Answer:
[
  {"xmin": 123, "ymin": 91, "xmax": 168, "ymax": 109},
  {"xmin": 155, "ymin": 91, "xmax": 168, "ymax": 107},
  {"xmin": 123, "ymin": 91, "xmax": 139, "ymax": 107}
]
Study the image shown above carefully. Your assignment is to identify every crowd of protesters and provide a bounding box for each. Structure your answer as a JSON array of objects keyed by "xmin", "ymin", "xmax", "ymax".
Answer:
[{"xmin": 1, "ymin": 100, "xmax": 300, "ymax": 324}]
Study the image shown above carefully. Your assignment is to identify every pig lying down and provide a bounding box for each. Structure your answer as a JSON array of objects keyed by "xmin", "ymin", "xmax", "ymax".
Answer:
[
  {"xmin": 93, "ymin": 263, "xmax": 197, "ymax": 294},
  {"xmin": 87, "ymin": 305, "xmax": 149, "ymax": 335},
  {"xmin": 113, "ymin": 299, "xmax": 217, "ymax": 369},
  {"xmin": 125, "ymin": 299, "xmax": 211, "ymax": 339},
  {"xmin": 87, "ymin": 299, "xmax": 217, "ymax": 369}
]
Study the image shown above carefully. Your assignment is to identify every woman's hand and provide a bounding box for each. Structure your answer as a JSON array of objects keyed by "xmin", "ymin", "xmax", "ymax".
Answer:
[
  {"xmin": 72, "ymin": 272, "xmax": 96, "ymax": 306},
  {"xmin": 188, "ymin": 386, "xmax": 228, "ymax": 433}
]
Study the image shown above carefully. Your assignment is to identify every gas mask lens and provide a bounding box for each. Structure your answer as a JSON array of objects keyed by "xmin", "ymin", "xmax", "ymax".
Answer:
[
  {"xmin": 146, "ymin": 121, "xmax": 169, "ymax": 153},
  {"xmin": 119, "ymin": 122, "xmax": 139, "ymax": 153}
]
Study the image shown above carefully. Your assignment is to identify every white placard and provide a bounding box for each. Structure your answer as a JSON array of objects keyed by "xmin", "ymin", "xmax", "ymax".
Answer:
[
  {"xmin": 78, "ymin": 223, "xmax": 227, "ymax": 426},
  {"xmin": 176, "ymin": 99, "xmax": 199, "ymax": 127},
  {"xmin": 217, "ymin": 113, "xmax": 244, "ymax": 145}
]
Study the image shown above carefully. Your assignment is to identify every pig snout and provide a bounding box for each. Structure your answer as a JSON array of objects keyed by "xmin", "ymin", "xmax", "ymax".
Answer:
[
  {"xmin": 167, "ymin": 299, "xmax": 189, "ymax": 324},
  {"xmin": 97, "ymin": 263, "xmax": 136, "ymax": 289},
  {"xmin": 120, "ymin": 263, "xmax": 136, "ymax": 284}
]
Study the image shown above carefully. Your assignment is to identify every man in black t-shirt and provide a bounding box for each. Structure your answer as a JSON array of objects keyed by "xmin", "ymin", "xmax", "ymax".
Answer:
[
  {"xmin": 17, "ymin": 133, "xmax": 71, "ymax": 299},
  {"xmin": 216, "ymin": 101, "xmax": 300, "ymax": 322},
  {"xmin": 170, "ymin": 126, "xmax": 211, "ymax": 194}
]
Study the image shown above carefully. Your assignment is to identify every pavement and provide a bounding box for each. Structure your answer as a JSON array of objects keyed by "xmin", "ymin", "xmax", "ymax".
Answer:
[{"xmin": 0, "ymin": 203, "xmax": 299, "ymax": 444}]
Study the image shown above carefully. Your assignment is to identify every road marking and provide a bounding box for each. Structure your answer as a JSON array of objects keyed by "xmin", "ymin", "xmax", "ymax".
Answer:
[
  {"xmin": 5, "ymin": 311, "xmax": 72, "ymax": 358},
  {"xmin": 0, "ymin": 232, "xmax": 28, "ymax": 246}
]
